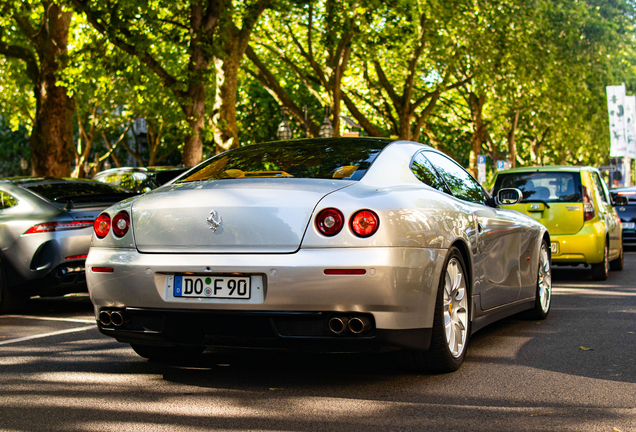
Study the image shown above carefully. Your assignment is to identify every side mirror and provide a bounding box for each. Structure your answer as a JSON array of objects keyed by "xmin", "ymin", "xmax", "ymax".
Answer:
[
  {"xmin": 496, "ymin": 188, "xmax": 522, "ymax": 206},
  {"xmin": 613, "ymin": 195, "xmax": 629, "ymax": 206}
]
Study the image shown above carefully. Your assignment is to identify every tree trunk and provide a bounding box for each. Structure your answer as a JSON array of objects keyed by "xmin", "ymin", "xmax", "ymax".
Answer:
[
  {"xmin": 30, "ymin": 4, "xmax": 75, "ymax": 177},
  {"xmin": 398, "ymin": 111, "xmax": 412, "ymax": 140},
  {"xmin": 213, "ymin": 51, "xmax": 241, "ymax": 153},
  {"xmin": 182, "ymin": 81, "xmax": 207, "ymax": 164},
  {"xmin": 507, "ymin": 110, "xmax": 520, "ymax": 168},
  {"xmin": 468, "ymin": 93, "xmax": 487, "ymax": 177}
]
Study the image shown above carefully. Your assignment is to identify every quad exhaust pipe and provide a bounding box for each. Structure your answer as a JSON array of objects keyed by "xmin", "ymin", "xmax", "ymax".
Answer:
[
  {"xmin": 99, "ymin": 309, "xmax": 126, "ymax": 327},
  {"xmin": 328, "ymin": 315, "xmax": 372, "ymax": 335}
]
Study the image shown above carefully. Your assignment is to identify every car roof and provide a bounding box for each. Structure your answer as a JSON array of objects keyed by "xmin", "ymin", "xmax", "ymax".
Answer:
[
  {"xmin": 495, "ymin": 165, "xmax": 599, "ymax": 174},
  {"xmin": 0, "ymin": 176, "xmax": 105, "ymax": 186}
]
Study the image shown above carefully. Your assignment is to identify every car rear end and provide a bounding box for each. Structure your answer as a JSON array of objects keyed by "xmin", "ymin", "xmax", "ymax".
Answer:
[
  {"xmin": 493, "ymin": 168, "xmax": 605, "ymax": 265},
  {"xmin": 3, "ymin": 179, "xmax": 135, "ymax": 298},
  {"xmin": 87, "ymin": 139, "xmax": 445, "ymax": 353},
  {"xmin": 610, "ymin": 187, "xmax": 636, "ymax": 246}
]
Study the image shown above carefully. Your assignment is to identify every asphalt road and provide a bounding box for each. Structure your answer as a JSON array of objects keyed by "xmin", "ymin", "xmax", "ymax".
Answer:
[{"xmin": 0, "ymin": 256, "xmax": 635, "ymax": 431}]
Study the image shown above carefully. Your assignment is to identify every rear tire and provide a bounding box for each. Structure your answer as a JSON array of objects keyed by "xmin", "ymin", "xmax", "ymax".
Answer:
[
  {"xmin": 591, "ymin": 241, "xmax": 609, "ymax": 281},
  {"xmin": 0, "ymin": 259, "xmax": 28, "ymax": 314},
  {"xmin": 130, "ymin": 343, "xmax": 205, "ymax": 360},
  {"xmin": 399, "ymin": 247, "xmax": 470, "ymax": 373},
  {"xmin": 610, "ymin": 240, "xmax": 624, "ymax": 271},
  {"xmin": 525, "ymin": 240, "xmax": 552, "ymax": 320}
]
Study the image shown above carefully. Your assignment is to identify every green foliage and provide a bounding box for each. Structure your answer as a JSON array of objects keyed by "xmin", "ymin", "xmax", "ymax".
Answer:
[
  {"xmin": 0, "ymin": 0, "xmax": 635, "ymax": 173},
  {"xmin": 0, "ymin": 117, "xmax": 30, "ymax": 177}
]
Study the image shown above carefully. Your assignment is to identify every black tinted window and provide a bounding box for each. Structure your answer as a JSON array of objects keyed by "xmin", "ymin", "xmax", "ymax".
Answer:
[
  {"xmin": 611, "ymin": 189, "xmax": 636, "ymax": 204},
  {"xmin": 493, "ymin": 172, "xmax": 582, "ymax": 203},
  {"xmin": 411, "ymin": 152, "xmax": 450, "ymax": 193},
  {"xmin": 424, "ymin": 152, "xmax": 489, "ymax": 204},
  {"xmin": 24, "ymin": 181, "xmax": 133, "ymax": 203},
  {"xmin": 591, "ymin": 172, "xmax": 609, "ymax": 203},
  {"xmin": 178, "ymin": 139, "xmax": 390, "ymax": 182}
]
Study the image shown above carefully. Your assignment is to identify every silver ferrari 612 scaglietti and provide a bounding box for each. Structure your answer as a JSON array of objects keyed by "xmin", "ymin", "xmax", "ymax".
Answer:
[{"xmin": 87, "ymin": 138, "xmax": 552, "ymax": 373}]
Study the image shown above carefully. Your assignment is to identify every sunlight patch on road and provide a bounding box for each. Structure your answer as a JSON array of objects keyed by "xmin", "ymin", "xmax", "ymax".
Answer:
[
  {"xmin": 0, "ymin": 325, "xmax": 95, "ymax": 346},
  {"xmin": 553, "ymin": 287, "xmax": 636, "ymax": 297},
  {"xmin": 28, "ymin": 372, "xmax": 157, "ymax": 385},
  {"xmin": 0, "ymin": 315, "xmax": 94, "ymax": 324}
]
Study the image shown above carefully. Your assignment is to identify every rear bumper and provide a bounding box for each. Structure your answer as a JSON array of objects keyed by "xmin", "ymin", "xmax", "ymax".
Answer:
[
  {"xmin": 96, "ymin": 308, "xmax": 432, "ymax": 352},
  {"xmin": 621, "ymin": 228, "xmax": 636, "ymax": 245},
  {"xmin": 31, "ymin": 261, "xmax": 87, "ymax": 297},
  {"xmin": 87, "ymin": 246, "xmax": 447, "ymax": 350},
  {"xmin": 550, "ymin": 224, "xmax": 605, "ymax": 264}
]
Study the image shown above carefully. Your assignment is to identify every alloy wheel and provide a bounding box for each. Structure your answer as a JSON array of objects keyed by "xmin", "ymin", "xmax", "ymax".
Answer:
[
  {"xmin": 443, "ymin": 257, "xmax": 468, "ymax": 358},
  {"xmin": 538, "ymin": 243, "xmax": 552, "ymax": 313}
]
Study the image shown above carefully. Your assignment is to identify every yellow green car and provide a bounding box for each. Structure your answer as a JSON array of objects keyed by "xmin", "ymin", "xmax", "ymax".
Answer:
[{"xmin": 492, "ymin": 166, "xmax": 624, "ymax": 280}]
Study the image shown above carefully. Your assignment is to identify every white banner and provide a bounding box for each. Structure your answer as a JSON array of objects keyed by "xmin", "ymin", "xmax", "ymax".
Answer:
[
  {"xmin": 607, "ymin": 84, "xmax": 627, "ymax": 157},
  {"xmin": 624, "ymin": 95, "xmax": 636, "ymax": 158}
]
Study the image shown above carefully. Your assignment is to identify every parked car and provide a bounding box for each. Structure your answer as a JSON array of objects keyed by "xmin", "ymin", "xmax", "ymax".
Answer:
[
  {"xmin": 87, "ymin": 138, "xmax": 551, "ymax": 373},
  {"xmin": 93, "ymin": 166, "xmax": 189, "ymax": 193},
  {"xmin": 492, "ymin": 166, "xmax": 624, "ymax": 280},
  {"xmin": 0, "ymin": 177, "xmax": 135, "ymax": 313},
  {"xmin": 609, "ymin": 186, "xmax": 636, "ymax": 246}
]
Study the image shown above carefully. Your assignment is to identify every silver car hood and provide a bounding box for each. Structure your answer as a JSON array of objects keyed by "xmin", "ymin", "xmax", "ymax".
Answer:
[{"xmin": 131, "ymin": 178, "xmax": 354, "ymax": 253}]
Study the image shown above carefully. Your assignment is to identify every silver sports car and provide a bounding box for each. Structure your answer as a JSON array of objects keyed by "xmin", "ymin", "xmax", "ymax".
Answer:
[
  {"xmin": 87, "ymin": 138, "xmax": 552, "ymax": 372},
  {"xmin": 0, "ymin": 177, "xmax": 134, "ymax": 313}
]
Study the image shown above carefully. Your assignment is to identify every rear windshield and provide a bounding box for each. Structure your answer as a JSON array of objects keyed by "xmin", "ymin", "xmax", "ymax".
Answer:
[
  {"xmin": 94, "ymin": 171, "xmax": 157, "ymax": 193},
  {"xmin": 24, "ymin": 181, "xmax": 134, "ymax": 203},
  {"xmin": 493, "ymin": 172, "xmax": 582, "ymax": 203},
  {"xmin": 177, "ymin": 139, "xmax": 391, "ymax": 183},
  {"xmin": 611, "ymin": 189, "xmax": 636, "ymax": 204}
]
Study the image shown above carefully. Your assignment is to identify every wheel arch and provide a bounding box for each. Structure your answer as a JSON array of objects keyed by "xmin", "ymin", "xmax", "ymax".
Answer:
[
  {"xmin": 542, "ymin": 231, "xmax": 551, "ymax": 260},
  {"xmin": 449, "ymin": 238, "xmax": 473, "ymax": 296}
]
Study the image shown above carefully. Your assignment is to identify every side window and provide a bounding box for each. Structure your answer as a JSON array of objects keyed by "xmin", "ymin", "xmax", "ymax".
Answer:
[
  {"xmin": 410, "ymin": 152, "xmax": 451, "ymax": 194},
  {"xmin": 0, "ymin": 190, "xmax": 19, "ymax": 210},
  {"xmin": 591, "ymin": 172, "xmax": 609, "ymax": 204},
  {"xmin": 424, "ymin": 152, "xmax": 489, "ymax": 204}
]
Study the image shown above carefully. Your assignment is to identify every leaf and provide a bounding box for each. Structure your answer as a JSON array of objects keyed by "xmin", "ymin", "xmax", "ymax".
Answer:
[{"xmin": 579, "ymin": 346, "xmax": 594, "ymax": 351}]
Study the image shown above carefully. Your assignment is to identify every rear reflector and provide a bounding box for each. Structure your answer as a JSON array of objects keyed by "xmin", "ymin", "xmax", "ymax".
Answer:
[
  {"xmin": 92, "ymin": 267, "xmax": 114, "ymax": 273},
  {"xmin": 324, "ymin": 269, "xmax": 366, "ymax": 275},
  {"xmin": 24, "ymin": 220, "xmax": 94, "ymax": 235},
  {"xmin": 65, "ymin": 255, "xmax": 88, "ymax": 260},
  {"xmin": 582, "ymin": 186, "xmax": 595, "ymax": 222}
]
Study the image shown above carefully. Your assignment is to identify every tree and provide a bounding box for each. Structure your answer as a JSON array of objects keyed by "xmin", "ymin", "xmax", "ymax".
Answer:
[
  {"xmin": 0, "ymin": 1, "xmax": 75, "ymax": 176},
  {"xmin": 73, "ymin": 0, "xmax": 272, "ymax": 165}
]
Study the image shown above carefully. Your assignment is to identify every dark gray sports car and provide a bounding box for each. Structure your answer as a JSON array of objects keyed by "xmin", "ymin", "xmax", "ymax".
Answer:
[{"xmin": 0, "ymin": 177, "xmax": 134, "ymax": 313}]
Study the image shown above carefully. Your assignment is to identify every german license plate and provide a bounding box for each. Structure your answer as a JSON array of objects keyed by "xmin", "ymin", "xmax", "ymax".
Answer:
[
  {"xmin": 623, "ymin": 222, "xmax": 635, "ymax": 229},
  {"xmin": 173, "ymin": 275, "xmax": 250, "ymax": 299},
  {"xmin": 550, "ymin": 242, "xmax": 558, "ymax": 254}
]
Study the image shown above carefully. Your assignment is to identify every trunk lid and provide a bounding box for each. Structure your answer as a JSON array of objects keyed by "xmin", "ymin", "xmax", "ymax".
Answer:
[{"xmin": 132, "ymin": 179, "xmax": 353, "ymax": 253}]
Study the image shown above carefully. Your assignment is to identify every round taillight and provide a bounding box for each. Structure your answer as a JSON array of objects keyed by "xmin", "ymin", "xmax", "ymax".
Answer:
[
  {"xmin": 112, "ymin": 211, "xmax": 130, "ymax": 237},
  {"xmin": 316, "ymin": 208, "xmax": 344, "ymax": 236},
  {"xmin": 351, "ymin": 210, "xmax": 379, "ymax": 237},
  {"xmin": 94, "ymin": 213, "xmax": 111, "ymax": 239}
]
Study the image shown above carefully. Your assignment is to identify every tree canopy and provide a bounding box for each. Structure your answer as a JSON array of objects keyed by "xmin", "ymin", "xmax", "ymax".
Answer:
[{"xmin": 0, "ymin": 0, "xmax": 634, "ymax": 178}]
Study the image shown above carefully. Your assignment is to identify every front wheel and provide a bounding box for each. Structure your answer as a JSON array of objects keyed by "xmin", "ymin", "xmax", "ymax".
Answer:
[
  {"xmin": 525, "ymin": 240, "xmax": 552, "ymax": 320},
  {"xmin": 591, "ymin": 241, "xmax": 609, "ymax": 281},
  {"xmin": 399, "ymin": 247, "xmax": 470, "ymax": 373}
]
